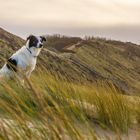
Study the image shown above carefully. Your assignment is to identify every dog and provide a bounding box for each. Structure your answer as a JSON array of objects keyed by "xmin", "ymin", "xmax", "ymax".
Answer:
[{"xmin": 0, "ymin": 35, "xmax": 46, "ymax": 83}]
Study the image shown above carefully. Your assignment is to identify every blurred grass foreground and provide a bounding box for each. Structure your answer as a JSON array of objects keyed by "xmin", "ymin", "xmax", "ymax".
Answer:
[{"xmin": 0, "ymin": 65, "xmax": 140, "ymax": 140}]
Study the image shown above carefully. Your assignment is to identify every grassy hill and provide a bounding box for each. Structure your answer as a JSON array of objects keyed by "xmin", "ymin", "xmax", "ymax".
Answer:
[
  {"xmin": 43, "ymin": 35, "xmax": 140, "ymax": 94},
  {"xmin": 0, "ymin": 28, "xmax": 140, "ymax": 139},
  {"xmin": 0, "ymin": 28, "xmax": 140, "ymax": 94}
]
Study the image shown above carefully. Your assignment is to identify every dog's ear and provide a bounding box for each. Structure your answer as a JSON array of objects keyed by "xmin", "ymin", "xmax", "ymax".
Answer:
[
  {"xmin": 27, "ymin": 35, "xmax": 33, "ymax": 41},
  {"xmin": 40, "ymin": 36, "xmax": 46, "ymax": 42}
]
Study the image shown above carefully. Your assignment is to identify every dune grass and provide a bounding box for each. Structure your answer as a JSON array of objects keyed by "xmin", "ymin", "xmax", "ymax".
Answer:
[{"xmin": 0, "ymin": 67, "xmax": 140, "ymax": 139}]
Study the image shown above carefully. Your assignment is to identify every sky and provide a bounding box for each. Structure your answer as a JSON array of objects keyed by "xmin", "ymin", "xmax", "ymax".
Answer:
[{"xmin": 0, "ymin": 0, "xmax": 140, "ymax": 44}]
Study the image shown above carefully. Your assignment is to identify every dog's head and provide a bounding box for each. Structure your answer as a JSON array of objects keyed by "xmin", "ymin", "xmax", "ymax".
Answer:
[
  {"xmin": 26, "ymin": 35, "xmax": 46, "ymax": 57},
  {"xmin": 26, "ymin": 35, "xmax": 46, "ymax": 49}
]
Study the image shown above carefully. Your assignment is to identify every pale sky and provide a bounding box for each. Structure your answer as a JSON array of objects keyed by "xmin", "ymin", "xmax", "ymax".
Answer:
[{"xmin": 0, "ymin": 0, "xmax": 140, "ymax": 43}]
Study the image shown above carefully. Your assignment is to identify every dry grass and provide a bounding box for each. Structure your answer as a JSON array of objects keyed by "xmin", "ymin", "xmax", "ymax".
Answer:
[
  {"xmin": 0, "ymin": 30, "xmax": 140, "ymax": 139},
  {"xmin": 0, "ymin": 66, "xmax": 140, "ymax": 140}
]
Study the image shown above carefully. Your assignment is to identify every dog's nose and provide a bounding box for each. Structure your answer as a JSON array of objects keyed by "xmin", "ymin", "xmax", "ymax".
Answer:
[{"xmin": 39, "ymin": 44, "xmax": 43, "ymax": 48}]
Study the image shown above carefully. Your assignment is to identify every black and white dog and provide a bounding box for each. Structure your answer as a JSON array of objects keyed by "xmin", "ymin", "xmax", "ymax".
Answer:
[{"xmin": 0, "ymin": 35, "xmax": 46, "ymax": 83}]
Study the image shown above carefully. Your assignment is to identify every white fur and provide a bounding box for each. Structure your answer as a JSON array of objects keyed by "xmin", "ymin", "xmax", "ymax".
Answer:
[{"xmin": 0, "ymin": 36, "xmax": 43, "ymax": 83}]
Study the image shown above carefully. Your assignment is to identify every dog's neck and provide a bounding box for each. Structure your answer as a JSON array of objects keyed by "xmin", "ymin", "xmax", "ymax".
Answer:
[
  {"xmin": 26, "ymin": 47, "xmax": 38, "ymax": 57},
  {"xmin": 25, "ymin": 43, "xmax": 41, "ymax": 58}
]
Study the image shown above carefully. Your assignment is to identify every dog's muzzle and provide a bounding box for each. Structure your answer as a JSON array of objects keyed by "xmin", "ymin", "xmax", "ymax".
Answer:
[{"xmin": 39, "ymin": 44, "xmax": 43, "ymax": 48}]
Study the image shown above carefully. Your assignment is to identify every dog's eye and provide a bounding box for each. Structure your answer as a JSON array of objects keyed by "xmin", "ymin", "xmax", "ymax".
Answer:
[{"xmin": 32, "ymin": 40, "xmax": 37, "ymax": 46}]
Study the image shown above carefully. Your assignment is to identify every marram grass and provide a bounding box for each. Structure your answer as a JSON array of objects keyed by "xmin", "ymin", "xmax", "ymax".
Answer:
[{"xmin": 0, "ymin": 67, "xmax": 139, "ymax": 140}]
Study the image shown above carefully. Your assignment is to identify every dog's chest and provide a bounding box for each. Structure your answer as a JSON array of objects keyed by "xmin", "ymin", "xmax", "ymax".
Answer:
[{"xmin": 18, "ymin": 55, "xmax": 36, "ymax": 71}]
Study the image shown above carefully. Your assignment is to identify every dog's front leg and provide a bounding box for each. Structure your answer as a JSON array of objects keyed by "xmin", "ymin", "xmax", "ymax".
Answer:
[
  {"xmin": 26, "ymin": 70, "xmax": 32, "ymax": 79},
  {"xmin": 18, "ymin": 76, "xmax": 24, "ymax": 86},
  {"xmin": 16, "ymin": 73, "xmax": 25, "ymax": 86}
]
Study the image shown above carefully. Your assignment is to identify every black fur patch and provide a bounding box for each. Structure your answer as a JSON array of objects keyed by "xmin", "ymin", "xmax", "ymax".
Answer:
[
  {"xmin": 6, "ymin": 58, "xmax": 17, "ymax": 72},
  {"xmin": 27, "ymin": 35, "xmax": 38, "ymax": 48}
]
